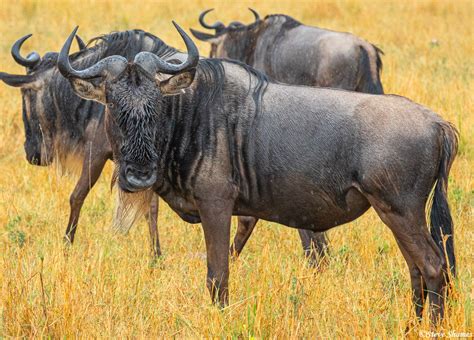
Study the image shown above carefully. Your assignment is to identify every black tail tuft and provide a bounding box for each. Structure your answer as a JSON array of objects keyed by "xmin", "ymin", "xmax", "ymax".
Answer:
[{"xmin": 430, "ymin": 122, "xmax": 458, "ymax": 278}]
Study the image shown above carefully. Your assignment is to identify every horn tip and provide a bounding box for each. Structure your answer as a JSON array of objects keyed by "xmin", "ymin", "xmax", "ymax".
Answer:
[{"xmin": 172, "ymin": 21, "xmax": 183, "ymax": 31}]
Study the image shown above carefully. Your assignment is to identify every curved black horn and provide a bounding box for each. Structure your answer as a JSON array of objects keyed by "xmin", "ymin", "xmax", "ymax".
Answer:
[
  {"xmin": 58, "ymin": 26, "xmax": 127, "ymax": 80},
  {"xmin": 75, "ymin": 35, "xmax": 87, "ymax": 50},
  {"xmin": 0, "ymin": 72, "xmax": 36, "ymax": 87},
  {"xmin": 248, "ymin": 8, "xmax": 260, "ymax": 22},
  {"xmin": 135, "ymin": 21, "xmax": 199, "ymax": 75},
  {"xmin": 199, "ymin": 9, "xmax": 225, "ymax": 31},
  {"xmin": 11, "ymin": 34, "xmax": 41, "ymax": 68}
]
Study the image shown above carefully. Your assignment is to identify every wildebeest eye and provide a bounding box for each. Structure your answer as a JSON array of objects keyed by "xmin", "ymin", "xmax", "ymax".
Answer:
[{"xmin": 107, "ymin": 102, "xmax": 115, "ymax": 109}]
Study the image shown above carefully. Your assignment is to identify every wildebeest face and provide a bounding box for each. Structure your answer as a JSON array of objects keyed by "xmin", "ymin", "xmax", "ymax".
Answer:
[
  {"xmin": 0, "ymin": 35, "xmax": 86, "ymax": 166},
  {"xmin": 190, "ymin": 8, "xmax": 260, "ymax": 59},
  {"xmin": 104, "ymin": 67, "xmax": 161, "ymax": 192},
  {"xmin": 210, "ymin": 28, "xmax": 252, "ymax": 60},
  {"xmin": 58, "ymin": 23, "xmax": 199, "ymax": 192},
  {"xmin": 20, "ymin": 53, "xmax": 59, "ymax": 166}
]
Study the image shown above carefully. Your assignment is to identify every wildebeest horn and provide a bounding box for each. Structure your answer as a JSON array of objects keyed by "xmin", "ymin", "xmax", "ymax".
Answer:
[
  {"xmin": 199, "ymin": 9, "xmax": 225, "ymax": 31},
  {"xmin": 248, "ymin": 8, "xmax": 260, "ymax": 22},
  {"xmin": 58, "ymin": 26, "xmax": 127, "ymax": 80},
  {"xmin": 134, "ymin": 22, "xmax": 199, "ymax": 75},
  {"xmin": 11, "ymin": 34, "xmax": 41, "ymax": 68},
  {"xmin": 75, "ymin": 35, "xmax": 87, "ymax": 50},
  {"xmin": 0, "ymin": 72, "xmax": 36, "ymax": 87}
]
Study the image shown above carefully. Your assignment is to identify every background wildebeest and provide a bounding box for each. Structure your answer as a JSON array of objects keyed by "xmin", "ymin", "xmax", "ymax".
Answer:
[
  {"xmin": 191, "ymin": 9, "xmax": 384, "ymax": 93},
  {"xmin": 0, "ymin": 31, "xmax": 169, "ymax": 255},
  {"xmin": 58, "ymin": 23, "xmax": 457, "ymax": 323}
]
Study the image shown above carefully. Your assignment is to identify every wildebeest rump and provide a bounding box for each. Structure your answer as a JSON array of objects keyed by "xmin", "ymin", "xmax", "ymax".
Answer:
[
  {"xmin": 58, "ymin": 23, "xmax": 457, "ymax": 323},
  {"xmin": 191, "ymin": 9, "xmax": 384, "ymax": 94}
]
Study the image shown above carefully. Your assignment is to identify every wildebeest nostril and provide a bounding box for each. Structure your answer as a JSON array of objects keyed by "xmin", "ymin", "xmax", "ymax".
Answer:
[{"xmin": 124, "ymin": 164, "xmax": 157, "ymax": 190}]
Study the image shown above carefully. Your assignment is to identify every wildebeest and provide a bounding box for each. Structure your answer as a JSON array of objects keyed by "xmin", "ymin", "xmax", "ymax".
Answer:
[
  {"xmin": 191, "ymin": 9, "xmax": 384, "ymax": 94},
  {"xmin": 0, "ymin": 31, "xmax": 176, "ymax": 255},
  {"xmin": 58, "ymin": 23, "xmax": 457, "ymax": 323}
]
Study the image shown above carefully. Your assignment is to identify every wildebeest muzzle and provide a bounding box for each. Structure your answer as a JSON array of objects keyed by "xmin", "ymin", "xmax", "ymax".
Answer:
[{"xmin": 119, "ymin": 162, "xmax": 157, "ymax": 192}]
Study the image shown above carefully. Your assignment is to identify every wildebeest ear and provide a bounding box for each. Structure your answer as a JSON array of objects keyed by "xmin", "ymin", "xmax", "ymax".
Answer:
[
  {"xmin": 159, "ymin": 69, "xmax": 196, "ymax": 96},
  {"xmin": 69, "ymin": 78, "xmax": 106, "ymax": 103},
  {"xmin": 190, "ymin": 28, "xmax": 218, "ymax": 42}
]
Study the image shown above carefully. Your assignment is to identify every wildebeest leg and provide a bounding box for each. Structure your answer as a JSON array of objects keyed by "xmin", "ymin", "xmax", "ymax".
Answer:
[
  {"xmin": 369, "ymin": 199, "xmax": 447, "ymax": 324},
  {"xmin": 298, "ymin": 230, "xmax": 329, "ymax": 267},
  {"xmin": 395, "ymin": 239, "xmax": 426, "ymax": 322},
  {"xmin": 198, "ymin": 199, "xmax": 233, "ymax": 307},
  {"xmin": 64, "ymin": 151, "xmax": 108, "ymax": 244},
  {"xmin": 145, "ymin": 194, "xmax": 161, "ymax": 258},
  {"xmin": 230, "ymin": 216, "xmax": 258, "ymax": 257}
]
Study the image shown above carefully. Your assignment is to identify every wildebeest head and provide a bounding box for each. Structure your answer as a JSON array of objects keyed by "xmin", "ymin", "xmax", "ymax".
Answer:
[
  {"xmin": 58, "ymin": 23, "xmax": 199, "ymax": 192},
  {"xmin": 0, "ymin": 34, "xmax": 86, "ymax": 165},
  {"xmin": 190, "ymin": 8, "xmax": 261, "ymax": 60}
]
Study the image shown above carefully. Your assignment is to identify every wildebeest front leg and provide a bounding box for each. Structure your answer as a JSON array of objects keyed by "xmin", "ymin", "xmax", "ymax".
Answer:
[
  {"xmin": 64, "ymin": 150, "xmax": 109, "ymax": 244},
  {"xmin": 230, "ymin": 216, "xmax": 258, "ymax": 257},
  {"xmin": 145, "ymin": 194, "xmax": 161, "ymax": 257},
  {"xmin": 298, "ymin": 230, "xmax": 329, "ymax": 267},
  {"xmin": 198, "ymin": 199, "xmax": 233, "ymax": 307}
]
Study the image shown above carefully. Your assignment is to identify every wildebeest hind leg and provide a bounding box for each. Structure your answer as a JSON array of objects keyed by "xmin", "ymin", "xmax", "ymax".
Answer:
[
  {"xmin": 395, "ymin": 238, "xmax": 427, "ymax": 323},
  {"xmin": 145, "ymin": 194, "xmax": 161, "ymax": 258},
  {"xmin": 230, "ymin": 216, "xmax": 258, "ymax": 257},
  {"xmin": 368, "ymin": 198, "xmax": 447, "ymax": 324},
  {"xmin": 64, "ymin": 151, "xmax": 108, "ymax": 244},
  {"xmin": 298, "ymin": 230, "xmax": 329, "ymax": 267}
]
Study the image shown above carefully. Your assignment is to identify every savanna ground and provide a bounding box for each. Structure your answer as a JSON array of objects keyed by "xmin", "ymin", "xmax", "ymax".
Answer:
[{"xmin": 0, "ymin": 0, "xmax": 473, "ymax": 337}]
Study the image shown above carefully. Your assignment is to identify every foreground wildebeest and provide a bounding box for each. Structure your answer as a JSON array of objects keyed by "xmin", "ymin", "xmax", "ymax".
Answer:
[
  {"xmin": 58, "ymin": 23, "xmax": 457, "ymax": 323},
  {"xmin": 191, "ymin": 9, "xmax": 384, "ymax": 93},
  {"xmin": 0, "ymin": 31, "xmax": 173, "ymax": 255}
]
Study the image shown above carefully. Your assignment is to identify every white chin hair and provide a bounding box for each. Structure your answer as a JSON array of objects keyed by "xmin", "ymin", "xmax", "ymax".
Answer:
[{"xmin": 111, "ymin": 186, "xmax": 153, "ymax": 234}]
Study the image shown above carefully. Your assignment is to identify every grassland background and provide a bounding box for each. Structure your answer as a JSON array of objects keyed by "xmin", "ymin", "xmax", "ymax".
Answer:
[{"xmin": 0, "ymin": 0, "xmax": 472, "ymax": 337}]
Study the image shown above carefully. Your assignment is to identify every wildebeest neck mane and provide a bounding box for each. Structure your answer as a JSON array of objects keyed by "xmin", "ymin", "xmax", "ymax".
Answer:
[
  {"xmin": 263, "ymin": 14, "xmax": 302, "ymax": 28},
  {"xmin": 196, "ymin": 58, "xmax": 269, "ymax": 116}
]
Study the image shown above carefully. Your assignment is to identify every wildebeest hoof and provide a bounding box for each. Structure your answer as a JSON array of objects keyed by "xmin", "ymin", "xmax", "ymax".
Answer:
[
  {"xmin": 149, "ymin": 254, "xmax": 165, "ymax": 270},
  {"xmin": 63, "ymin": 235, "xmax": 73, "ymax": 246}
]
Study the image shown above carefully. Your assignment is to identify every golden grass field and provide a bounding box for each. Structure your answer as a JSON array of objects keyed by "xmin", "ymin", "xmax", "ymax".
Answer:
[{"xmin": 0, "ymin": 0, "xmax": 473, "ymax": 337}]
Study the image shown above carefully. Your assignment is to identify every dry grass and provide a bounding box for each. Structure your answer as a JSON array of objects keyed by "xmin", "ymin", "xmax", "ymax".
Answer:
[{"xmin": 0, "ymin": 0, "xmax": 473, "ymax": 337}]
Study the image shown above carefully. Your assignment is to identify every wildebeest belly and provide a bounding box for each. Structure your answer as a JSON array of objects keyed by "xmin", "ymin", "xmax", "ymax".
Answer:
[{"xmin": 234, "ymin": 182, "xmax": 370, "ymax": 232}]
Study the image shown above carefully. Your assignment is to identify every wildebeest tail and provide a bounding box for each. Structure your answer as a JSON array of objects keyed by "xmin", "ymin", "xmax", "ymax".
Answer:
[
  {"xmin": 357, "ymin": 44, "xmax": 384, "ymax": 94},
  {"xmin": 429, "ymin": 121, "xmax": 458, "ymax": 278}
]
